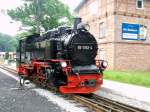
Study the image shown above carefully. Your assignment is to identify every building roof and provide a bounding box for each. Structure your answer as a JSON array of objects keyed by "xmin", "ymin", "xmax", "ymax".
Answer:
[{"xmin": 74, "ymin": 0, "xmax": 87, "ymax": 13}]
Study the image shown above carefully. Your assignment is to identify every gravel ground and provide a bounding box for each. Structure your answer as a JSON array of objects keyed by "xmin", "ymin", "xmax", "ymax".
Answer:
[
  {"xmin": 0, "ymin": 71, "xmax": 63, "ymax": 112},
  {"xmin": 94, "ymin": 80, "xmax": 150, "ymax": 111},
  {"xmin": 0, "ymin": 67, "xmax": 89, "ymax": 112}
]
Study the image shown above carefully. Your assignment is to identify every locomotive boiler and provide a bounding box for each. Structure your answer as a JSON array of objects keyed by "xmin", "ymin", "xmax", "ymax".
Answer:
[{"xmin": 17, "ymin": 18, "xmax": 108, "ymax": 94}]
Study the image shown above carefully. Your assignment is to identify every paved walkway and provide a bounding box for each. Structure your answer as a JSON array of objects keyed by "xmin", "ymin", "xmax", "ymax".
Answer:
[
  {"xmin": 4, "ymin": 63, "xmax": 150, "ymax": 111},
  {"xmin": 0, "ymin": 66, "xmax": 88, "ymax": 112},
  {"xmin": 103, "ymin": 80, "xmax": 150, "ymax": 103},
  {"xmin": 95, "ymin": 80, "xmax": 150, "ymax": 111},
  {"xmin": 0, "ymin": 70, "xmax": 62, "ymax": 112}
]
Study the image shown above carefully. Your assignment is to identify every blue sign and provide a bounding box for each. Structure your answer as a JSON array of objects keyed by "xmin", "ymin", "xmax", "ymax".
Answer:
[
  {"xmin": 122, "ymin": 23, "xmax": 139, "ymax": 40},
  {"xmin": 122, "ymin": 23, "xmax": 147, "ymax": 40}
]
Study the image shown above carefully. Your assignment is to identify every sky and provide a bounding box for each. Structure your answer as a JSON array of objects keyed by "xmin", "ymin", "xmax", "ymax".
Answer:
[
  {"xmin": 62, "ymin": 0, "xmax": 81, "ymax": 11},
  {"xmin": 0, "ymin": 0, "xmax": 81, "ymax": 36}
]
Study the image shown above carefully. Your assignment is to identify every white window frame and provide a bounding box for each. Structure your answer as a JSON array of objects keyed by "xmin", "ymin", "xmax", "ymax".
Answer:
[
  {"xmin": 99, "ymin": 49, "xmax": 107, "ymax": 60},
  {"xmin": 136, "ymin": 0, "xmax": 144, "ymax": 9},
  {"xmin": 99, "ymin": 22, "xmax": 106, "ymax": 39}
]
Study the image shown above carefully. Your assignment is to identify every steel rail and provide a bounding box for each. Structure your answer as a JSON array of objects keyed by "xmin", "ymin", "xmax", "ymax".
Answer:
[
  {"xmin": 0, "ymin": 65, "xmax": 17, "ymax": 74},
  {"xmin": 0, "ymin": 65, "xmax": 148, "ymax": 112},
  {"xmin": 92, "ymin": 94, "xmax": 147, "ymax": 112},
  {"xmin": 72, "ymin": 94, "xmax": 147, "ymax": 112}
]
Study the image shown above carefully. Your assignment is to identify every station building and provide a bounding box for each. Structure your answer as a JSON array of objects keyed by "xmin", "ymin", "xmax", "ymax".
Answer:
[
  {"xmin": 0, "ymin": 52, "xmax": 16, "ymax": 60},
  {"xmin": 75, "ymin": 0, "xmax": 150, "ymax": 71},
  {"xmin": 0, "ymin": 52, "xmax": 5, "ymax": 59}
]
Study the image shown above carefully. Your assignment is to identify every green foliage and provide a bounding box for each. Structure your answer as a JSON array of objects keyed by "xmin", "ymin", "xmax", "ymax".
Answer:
[
  {"xmin": 7, "ymin": 0, "xmax": 73, "ymax": 33},
  {"xmin": 15, "ymin": 32, "xmax": 33, "ymax": 40},
  {"xmin": 0, "ymin": 33, "xmax": 17, "ymax": 52},
  {"xmin": 104, "ymin": 71, "xmax": 150, "ymax": 87}
]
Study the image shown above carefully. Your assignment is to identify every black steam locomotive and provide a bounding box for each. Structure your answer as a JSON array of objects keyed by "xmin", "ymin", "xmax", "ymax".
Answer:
[{"xmin": 17, "ymin": 18, "xmax": 107, "ymax": 94}]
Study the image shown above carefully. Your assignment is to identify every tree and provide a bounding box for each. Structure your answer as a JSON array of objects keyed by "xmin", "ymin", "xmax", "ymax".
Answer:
[
  {"xmin": 7, "ymin": 0, "xmax": 73, "ymax": 34},
  {"xmin": 0, "ymin": 33, "xmax": 17, "ymax": 52}
]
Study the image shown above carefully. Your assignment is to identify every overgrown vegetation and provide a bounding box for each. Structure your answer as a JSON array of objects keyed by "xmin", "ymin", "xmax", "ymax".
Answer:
[
  {"xmin": 104, "ymin": 71, "xmax": 150, "ymax": 88},
  {"xmin": 0, "ymin": 33, "xmax": 17, "ymax": 52}
]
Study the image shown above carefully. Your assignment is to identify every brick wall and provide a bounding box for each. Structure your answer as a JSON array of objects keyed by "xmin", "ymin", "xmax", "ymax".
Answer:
[
  {"xmin": 78, "ymin": 0, "xmax": 150, "ymax": 71},
  {"xmin": 115, "ymin": 0, "xmax": 150, "ymax": 17},
  {"xmin": 79, "ymin": 0, "xmax": 116, "ymax": 70},
  {"xmin": 97, "ymin": 43, "xmax": 115, "ymax": 70},
  {"xmin": 114, "ymin": 0, "xmax": 150, "ymax": 70},
  {"xmin": 114, "ymin": 43, "xmax": 150, "ymax": 71}
]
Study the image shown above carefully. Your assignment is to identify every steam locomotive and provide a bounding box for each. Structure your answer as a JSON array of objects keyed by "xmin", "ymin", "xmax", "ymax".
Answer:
[{"xmin": 16, "ymin": 18, "xmax": 108, "ymax": 94}]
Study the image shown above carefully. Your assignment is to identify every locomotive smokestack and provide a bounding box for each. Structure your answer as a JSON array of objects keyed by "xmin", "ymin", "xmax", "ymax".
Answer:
[{"xmin": 73, "ymin": 17, "xmax": 82, "ymax": 30}]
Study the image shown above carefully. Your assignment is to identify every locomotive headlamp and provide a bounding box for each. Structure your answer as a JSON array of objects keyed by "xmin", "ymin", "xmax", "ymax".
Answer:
[
  {"xmin": 102, "ymin": 61, "xmax": 108, "ymax": 68},
  {"xmin": 60, "ymin": 62, "xmax": 67, "ymax": 68}
]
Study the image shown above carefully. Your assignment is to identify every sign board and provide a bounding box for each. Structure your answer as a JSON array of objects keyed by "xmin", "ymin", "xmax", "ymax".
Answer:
[{"xmin": 122, "ymin": 23, "xmax": 147, "ymax": 40}]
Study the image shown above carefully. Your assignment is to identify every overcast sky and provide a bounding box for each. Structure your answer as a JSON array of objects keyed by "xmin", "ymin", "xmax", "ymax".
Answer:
[
  {"xmin": 0, "ymin": 0, "xmax": 81, "ymax": 36},
  {"xmin": 63, "ymin": 0, "xmax": 80, "ymax": 10}
]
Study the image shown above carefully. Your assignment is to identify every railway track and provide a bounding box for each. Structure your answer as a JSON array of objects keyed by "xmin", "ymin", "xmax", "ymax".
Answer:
[
  {"xmin": 0, "ymin": 65, "xmax": 148, "ymax": 112},
  {"xmin": 72, "ymin": 94, "xmax": 147, "ymax": 112},
  {"xmin": 0, "ymin": 65, "xmax": 17, "ymax": 74}
]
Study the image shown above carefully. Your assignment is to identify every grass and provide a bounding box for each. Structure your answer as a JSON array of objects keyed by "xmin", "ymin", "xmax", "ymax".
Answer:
[{"xmin": 104, "ymin": 71, "xmax": 150, "ymax": 88}]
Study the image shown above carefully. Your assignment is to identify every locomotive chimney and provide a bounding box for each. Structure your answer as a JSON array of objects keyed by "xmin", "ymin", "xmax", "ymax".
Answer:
[{"xmin": 73, "ymin": 17, "xmax": 82, "ymax": 30}]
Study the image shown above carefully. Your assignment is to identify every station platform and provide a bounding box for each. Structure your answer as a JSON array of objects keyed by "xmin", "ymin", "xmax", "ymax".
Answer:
[
  {"xmin": 95, "ymin": 80, "xmax": 150, "ymax": 111},
  {"xmin": 0, "ymin": 66, "xmax": 88, "ymax": 112},
  {"xmin": 3, "ymin": 63, "xmax": 150, "ymax": 111},
  {"xmin": 0, "ymin": 69, "xmax": 63, "ymax": 112}
]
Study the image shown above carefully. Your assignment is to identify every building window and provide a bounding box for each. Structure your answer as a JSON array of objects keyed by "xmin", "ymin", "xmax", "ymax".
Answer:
[
  {"xmin": 99, "ymin": 22, "xmax": 106, "ymax": 39},
  {"xmin": 136, "ymin": 0, "xmax": 144, "ymax": 9},
  {"xmin": 99, "ymin": 49, "xmax": 107, "ymax": 60}
]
